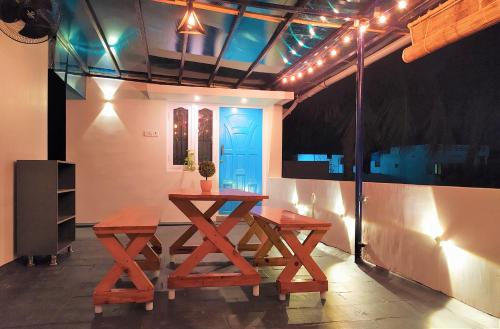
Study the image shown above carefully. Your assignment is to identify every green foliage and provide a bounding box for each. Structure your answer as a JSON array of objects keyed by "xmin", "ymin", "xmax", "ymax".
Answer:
[
  {"xmin": 198, "ymin": 161, "xmax": 216, "ymax": 179},
  {"xmin": 184, "ymin": 149, "xmax": 196, "ymax": 171}
]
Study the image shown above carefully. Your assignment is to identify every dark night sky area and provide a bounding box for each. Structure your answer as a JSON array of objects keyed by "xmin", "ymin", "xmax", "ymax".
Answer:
[{"xmin": 283, "ymin": 24, "xmax": 500, "ymax": 187}]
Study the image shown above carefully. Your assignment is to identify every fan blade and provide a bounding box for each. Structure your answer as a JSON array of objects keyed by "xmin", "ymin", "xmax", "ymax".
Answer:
[
  {"xmin": 19, "ymin": 21, "xmax": 50, "ymax": 38},
  {"xmin": 30, "ymin": 0, "xmax": 52, "ymax": 11},
  {"xmin": 0, "ymin": 0, "xmax": 21, "ymax": 23}
]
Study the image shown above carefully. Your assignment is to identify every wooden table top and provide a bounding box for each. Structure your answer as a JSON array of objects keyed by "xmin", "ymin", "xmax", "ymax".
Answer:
[
  {"xmin": 251, "ymin": 206, "xmax": 331, "ymax": 230},
  {"xmin": 169, "ymin": 189, "xmax": 269, "ymax": 201},
  {"xmin": 93, "ymin": 207, "xmax": 161, "ymax": 234}
]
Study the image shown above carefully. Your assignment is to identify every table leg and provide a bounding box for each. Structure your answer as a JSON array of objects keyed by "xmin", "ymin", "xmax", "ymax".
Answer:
[
  {"xmin": 169, "ymin": 200, "xmax": 225, "ymax": 260},
  {"xmin": 168, "ymin": 199, "xmax": 260, "ymax": 298}
]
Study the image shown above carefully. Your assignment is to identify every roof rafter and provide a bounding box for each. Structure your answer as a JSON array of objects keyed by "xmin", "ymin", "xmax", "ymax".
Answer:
[
  {"xmin": 207, "ymin": 3, "xmax": 247, "ymax": 87},
  {"xmin": 135, "ymin": 0, "xmax": 152, "ymax": 81},
  {"xmin": 234, "ymin": 0, "xmax": 311, "ymax": 89},
  {"xmin": 83, "ymin": 0, "xmax": 121, "ymax": 77}
]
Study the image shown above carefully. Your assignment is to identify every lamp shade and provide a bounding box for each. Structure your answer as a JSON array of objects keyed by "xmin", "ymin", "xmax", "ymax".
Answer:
[{"xmin": 177, "ymin": 3, "xmax": 205, "ymax": 35}]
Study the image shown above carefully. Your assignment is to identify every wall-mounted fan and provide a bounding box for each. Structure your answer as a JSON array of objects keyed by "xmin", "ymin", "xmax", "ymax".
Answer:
[{"xmin": 0, "ymin": 0, "xmax": 60, "ymax": 44}]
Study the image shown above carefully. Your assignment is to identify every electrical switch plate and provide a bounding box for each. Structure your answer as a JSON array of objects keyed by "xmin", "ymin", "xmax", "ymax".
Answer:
[{"xmin": 144, "ymin": 130, "xmax": 160, "ymax": 137}]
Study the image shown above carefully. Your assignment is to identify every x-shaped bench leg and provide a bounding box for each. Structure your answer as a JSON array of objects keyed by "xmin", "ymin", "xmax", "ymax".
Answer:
[
  {"xmin": 169, "ymin": 200, "xmax": 225, "ymax": 263},
  {"xmin": 126, "ymin": 234, "xmax": 161, "ymax": 277},
  {"xmin": 253, "ymin": 218, "xmax": 293, "ymax": 267},
  {"xmin": 168, "ymin": 199, "xmax": 260, "ymax": 299},
  {"xmin": 237, "ymin": 214, "xmax": 268, "ymax": 252},
  {"xmin": 277, "ymin": 230, "xmax": 328, "ymax": 300},
  {"xmin": 93, "ymin": 233, "xmax": 155, "ymax": 313}
]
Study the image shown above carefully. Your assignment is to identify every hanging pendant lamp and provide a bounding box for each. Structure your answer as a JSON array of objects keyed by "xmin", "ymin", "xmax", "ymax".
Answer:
[{"xmin": 177, "ymin": 0, "xmax": 205, "ymax": 35}]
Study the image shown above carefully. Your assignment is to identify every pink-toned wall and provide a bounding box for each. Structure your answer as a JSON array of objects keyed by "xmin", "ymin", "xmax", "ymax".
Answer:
[
  {"xmin": 0, "ymin": 34, "xmax": 48, "ymax": 266},
  {"xmin": 66, "ymin": 77, "xmax": 284, "ymax": 223},
  {"xmin": 267, "ymin": 178, "xmax": 500, "ymax": 318}
]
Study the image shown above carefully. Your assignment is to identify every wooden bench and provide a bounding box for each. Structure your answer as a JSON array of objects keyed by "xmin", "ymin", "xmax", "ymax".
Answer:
[
  {"xmin": 92, "ymin": 207, "xmax": 162, "ymax": 314},
  {"xmin": 251, "ymin": 206, "xmax": 331, "ymax": 301}
]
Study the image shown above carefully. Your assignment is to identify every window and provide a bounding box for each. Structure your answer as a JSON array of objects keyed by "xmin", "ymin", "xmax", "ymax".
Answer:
[
  {"xmin": 173, "ymin": 107, "xmax": 189, "ymax": 165},
  {"xmin": 198, "ymin": 108, "xmax": 213, "ymax": 162},
  {"xmin": 167, "ymin": 104, "xmax": 216, "ymax": 170}
]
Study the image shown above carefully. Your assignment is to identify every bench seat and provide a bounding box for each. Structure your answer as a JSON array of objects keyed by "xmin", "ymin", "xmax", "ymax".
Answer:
[{"xmin": 251, "ymin": 206, "xmax": 331, "ymax": 231}]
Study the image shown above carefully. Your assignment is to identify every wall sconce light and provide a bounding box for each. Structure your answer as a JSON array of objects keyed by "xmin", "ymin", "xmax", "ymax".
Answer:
[{"xmin": 177, "ymin": 0, "xmax": 206, "ymax": 35}]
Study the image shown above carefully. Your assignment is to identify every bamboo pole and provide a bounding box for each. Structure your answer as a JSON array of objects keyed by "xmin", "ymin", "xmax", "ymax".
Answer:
[{"xmin": 402, "ymin": 0, "xmax": 500, "ymax": 62}]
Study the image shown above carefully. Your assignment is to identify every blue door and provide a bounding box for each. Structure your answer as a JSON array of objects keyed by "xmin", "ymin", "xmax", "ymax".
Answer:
[{"xmin": 219, "ymin": 107, "xmax": 262, "ymax": 214}]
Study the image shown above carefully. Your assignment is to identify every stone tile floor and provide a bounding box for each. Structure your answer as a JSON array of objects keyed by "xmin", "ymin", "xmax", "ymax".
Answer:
[{"xmin": 0, "ymin": 225, "xmax": 498, "ymax": 329}]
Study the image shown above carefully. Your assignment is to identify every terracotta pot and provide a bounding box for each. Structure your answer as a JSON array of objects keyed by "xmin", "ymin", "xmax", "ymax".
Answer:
[{"xmin": 200, "ymin": 179, "xmax": 212, "ymax": 193}]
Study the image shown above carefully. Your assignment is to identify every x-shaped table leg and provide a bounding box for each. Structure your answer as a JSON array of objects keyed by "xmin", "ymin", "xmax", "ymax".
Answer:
[
  {"xmin": 93, "ymin": 233, "xmax": 155, "ymax": 313},
  {"xmin": 169, "ymin": 200, "xmax": 225, "ymax": 262},
  {"xmin": 277, "ymin": 229, "xmax": 328, "ymax": 300},
  {"xmin": 168, "ymin": 199, "xmax": 260, "ymax": 299}
]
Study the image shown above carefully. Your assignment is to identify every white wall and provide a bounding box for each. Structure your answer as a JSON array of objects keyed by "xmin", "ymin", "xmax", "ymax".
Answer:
[
  {"xmin": 0, "ymin": 34, "xmax": 48, "ymax": 266},
  {"xmin": 267, "ymin": 177, "xmax": 500, "ymax": 318},
  {"xmin": 66, "ymin": 77, "xmax": 286, "ymax": 223}
]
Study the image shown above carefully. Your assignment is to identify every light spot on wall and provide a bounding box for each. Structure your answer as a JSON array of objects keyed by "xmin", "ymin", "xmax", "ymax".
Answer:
[
  {"xmin": 101, "ymin": 102, "xmax": 117, "ymax": 118},
  {"xmin": 94, "ymin": 77, "xmax": 123, "ymax": 101}
]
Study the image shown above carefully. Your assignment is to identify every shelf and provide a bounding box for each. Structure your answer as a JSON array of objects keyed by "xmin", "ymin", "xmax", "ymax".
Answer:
[
  {"xmin": 57, "ymin": 189, "xmax": 75, "ymax": 194},
  {"xmin": 58, "ymin": 215, "xmax": 75, "ymax": 224},
  {"xmin": 57, "ymin": 239, "xmax": 72, "ymax": 253}
]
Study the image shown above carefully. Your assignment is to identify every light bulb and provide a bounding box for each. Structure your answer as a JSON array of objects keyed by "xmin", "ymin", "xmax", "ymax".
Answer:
[
  {"xmin": 282, "ymin": 77, "xmax": 288, "ymax": 84},
  {"xmin": 320, "ymin": 16, "xmax": 326, "ymax": 22},
  {"xmin": 317, "ymin": 59, "xmax": 324, "ymax": 66},
  {"xmin": 309, "ymin": 27, "xmax": 316, "ymax": 37},
  {"xmin": 187, "ymin": 12, "xmax": 196, "ymax": 27},
  {"xmin": 297, "ymin": 72, "xmax": 303, "ymax": 78},
  {"xmin": 330, "ymin": 49, "xmax": 337, "ymax": 57},
  {"xmin": 360, "ymin": 23, "xmax": 369, "ymax": 33},
  {"xmin": 298, "ymin": 40, "xmax": 304, "ymax": 47},
  {"xmin": 290, "ymin": 75, "xmax": 296, "ymax": 82},
  {"xmin": 378, "ymin": 14, "xmax": 388, "ymax": 24},
  {"xmin": 307, "ymin": 67, "xmax": 314, "ymax": 74},
  {"xmin": 343, "ymin": 35, "xmax": 351, "ymax": 44},
  {"xmin": 398, "ymin": 0, "xmax": 408, "ymax": 9},
  {"xmin": 291, "ymin": 49, "xmax": 297, "ymax": 55}
]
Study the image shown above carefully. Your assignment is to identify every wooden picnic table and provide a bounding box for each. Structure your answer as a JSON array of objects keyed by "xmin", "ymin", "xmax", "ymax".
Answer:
[{"xmin": 167, "ymin": 189, "xmax": 268, "ymax": 299}]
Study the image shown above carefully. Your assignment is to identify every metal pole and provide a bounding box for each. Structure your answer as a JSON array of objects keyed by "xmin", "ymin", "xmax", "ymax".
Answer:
[{"xmin": 354, "ymin": 22, "xmax": 365, "ymax": 263}]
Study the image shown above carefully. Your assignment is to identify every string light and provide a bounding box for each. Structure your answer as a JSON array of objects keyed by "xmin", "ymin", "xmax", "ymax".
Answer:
[
  {"xmin": 297, "ymin": 72, "xmax": 303, "ymax": 79},
  {"xmin": 291, "ymin": 49, "xmax": 297, "ymax": 55},
  {"xmin": 378, "ymin": 14, "xmax": 388, "ymax": 24},
  {"xmin": 398, "ymin": 0, "xmax": 408, "ymax": 10},
  {"xmin": 307, "ymin": 66, "xmax": 314, "ymax": 74},
  {"xmin": 282, "ymin": 57, "xmax": 289, "ymax": 64},
  {"xmin": 298, "ymin": 40, "xmax": 305, "ymax": 47},
  {"xmin": 283, "ymin": 77, "xmax": 288, "ymax": 84},
  {"xmin": 330, "ymin": 49, "xmax": 338, "ymax": 57},
  {"xmin": 343, "ymin": 35, "xmax": 351, "ymax": 44},
  {"xmin": 290, "ymin": 75, "xmax": 296, "ymax": 82},
  {"xmin": 360, "ymin": 22, "xmax": 369, "ymax": 33},
  {"xmin": 317, "ymin": 59, "xmax": 324, "ymax": 66}
]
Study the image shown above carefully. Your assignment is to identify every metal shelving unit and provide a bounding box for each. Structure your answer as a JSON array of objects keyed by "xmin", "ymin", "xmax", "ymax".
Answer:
[{"xmin": 16, "ymin": 160, "xmax": 76, "ymax": 266}]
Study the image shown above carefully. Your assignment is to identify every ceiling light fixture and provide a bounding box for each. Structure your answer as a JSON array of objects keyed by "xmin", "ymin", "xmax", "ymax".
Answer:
[{"xmin": 177, "ymin": 0, "xmax": 206, "ymax": 35}]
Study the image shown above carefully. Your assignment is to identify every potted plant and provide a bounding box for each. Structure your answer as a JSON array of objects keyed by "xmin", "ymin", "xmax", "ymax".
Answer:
[
  {"xmin": 184, "ymin": 149, "xmax": 196, "ymax": 171},
  {"xmin": 198, "ymin": 161, "xmax": 216, "ymax": 192}
]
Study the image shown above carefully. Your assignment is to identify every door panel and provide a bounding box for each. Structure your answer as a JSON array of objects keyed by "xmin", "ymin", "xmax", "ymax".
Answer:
[{"xmin": 219, "ymin": 107, "xmax": 262, "ymax": 214}]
